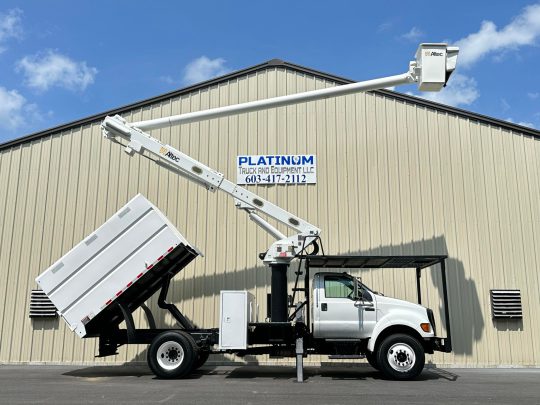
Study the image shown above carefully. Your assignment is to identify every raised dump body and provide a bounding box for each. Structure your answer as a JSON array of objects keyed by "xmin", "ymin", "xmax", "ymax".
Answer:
[{"xmin": 36, "ymin": 194, "xmax": 200, "ymax": 338}]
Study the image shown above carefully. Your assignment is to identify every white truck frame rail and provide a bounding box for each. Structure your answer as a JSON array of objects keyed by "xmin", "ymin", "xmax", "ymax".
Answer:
[{"xmin": 101, "ymin": 43, "xmax": 458, "ymax": 265}]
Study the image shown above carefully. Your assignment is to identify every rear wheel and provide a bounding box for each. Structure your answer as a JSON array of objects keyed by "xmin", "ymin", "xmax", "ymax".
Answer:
[
  {"xmin": 376, "ymin": 333, "xmax": 424, "ymax": 380},
  {"xmin": 147, "ymin": 331, "xmax": 198, "ymax": 379}
]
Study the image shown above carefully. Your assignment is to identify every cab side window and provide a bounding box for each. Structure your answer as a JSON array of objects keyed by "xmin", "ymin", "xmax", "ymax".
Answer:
[{"xmin": 324, "ymin": 275, "xmax": 354, "ymax": 299}]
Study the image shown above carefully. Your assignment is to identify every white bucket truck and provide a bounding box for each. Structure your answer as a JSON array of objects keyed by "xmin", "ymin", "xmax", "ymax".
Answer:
[{"xmin": 37, "ymin": 44, "xmax": 457, "ymax": 381}]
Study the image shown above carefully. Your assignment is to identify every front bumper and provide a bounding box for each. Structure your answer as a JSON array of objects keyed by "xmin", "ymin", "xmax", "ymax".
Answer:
[{"xmin": 432, "ymin": 336, "xmax": 452, "ymax": 353}]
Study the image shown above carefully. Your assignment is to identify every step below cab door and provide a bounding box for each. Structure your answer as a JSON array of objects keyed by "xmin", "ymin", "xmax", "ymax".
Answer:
[{"xmin": 314, "ymin": 273, "xmax": 376, "ymax": 339}]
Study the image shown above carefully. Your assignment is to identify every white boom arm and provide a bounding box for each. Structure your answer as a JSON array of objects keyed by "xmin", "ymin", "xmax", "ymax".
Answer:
[
  {"xmin": 101, "ymin": 43, "xmax": 458, "ymax": 264},
  {"xmin": 102, "ymin": 116, "xmax": 319, "ymax": 263}
]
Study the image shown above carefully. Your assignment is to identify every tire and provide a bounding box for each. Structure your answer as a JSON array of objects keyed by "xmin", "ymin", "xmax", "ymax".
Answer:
[
  {"xmin": 147, "ymin": 331, "xmax": 198, "ymax": 379},
  {"xmin": 192, "ymin": 351, "xmax": 210, "ymax": 370},
  {"xmin": 366, "ymin": 351, "xmax": 379, "ymax": 370},
  {"xmin": 376, "ymin": 333, "xmax": 425, "ymax": 380}
]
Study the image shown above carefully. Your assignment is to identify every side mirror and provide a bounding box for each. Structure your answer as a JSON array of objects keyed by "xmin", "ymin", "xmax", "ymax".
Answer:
[{"xmin": 354, "ymin": 300, "xmax": 374, "ymax": 308}]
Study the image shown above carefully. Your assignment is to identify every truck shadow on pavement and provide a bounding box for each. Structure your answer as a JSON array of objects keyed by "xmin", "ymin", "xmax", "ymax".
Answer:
[
  {"xmin": 222, "ymin": 365, "xmax": 457, "ymax": 381},
  {"xmin": 63, "ymin": 364, "xmax": 459, "ymax": 382}
]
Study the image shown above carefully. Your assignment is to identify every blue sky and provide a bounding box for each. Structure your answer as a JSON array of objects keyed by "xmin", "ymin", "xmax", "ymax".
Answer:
[{"xmin": 1, "ymin": 1, "xmax": 539, "ymax": 144}]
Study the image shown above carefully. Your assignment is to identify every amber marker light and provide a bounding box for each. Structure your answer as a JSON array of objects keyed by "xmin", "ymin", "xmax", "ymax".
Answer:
[{"xmin": 420, "ymin": 323, "xmax": 431, "ymax": 332}]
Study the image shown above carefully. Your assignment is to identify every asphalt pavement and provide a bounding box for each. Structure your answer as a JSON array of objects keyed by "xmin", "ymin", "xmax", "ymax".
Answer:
[{"xmin": 0, "ymin": 364, "xmax": 539, "ymax": 404}]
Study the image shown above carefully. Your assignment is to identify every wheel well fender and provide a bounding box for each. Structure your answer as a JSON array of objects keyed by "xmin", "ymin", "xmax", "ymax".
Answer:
[{"xmin": 368, "ymin": 324, "xmax": 425, "ymax": 354}]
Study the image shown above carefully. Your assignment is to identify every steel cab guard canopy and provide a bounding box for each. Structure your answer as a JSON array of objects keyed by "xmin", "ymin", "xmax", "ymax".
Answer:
[{"xmin": 298, "ymin": 254, "xmax": 452, "ymax": 352}]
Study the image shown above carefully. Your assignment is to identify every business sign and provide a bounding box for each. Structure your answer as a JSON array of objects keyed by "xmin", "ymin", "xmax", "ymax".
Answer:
[{"xmin": 237, "ymin": 154, "xmax": 317, "ymax": 185}]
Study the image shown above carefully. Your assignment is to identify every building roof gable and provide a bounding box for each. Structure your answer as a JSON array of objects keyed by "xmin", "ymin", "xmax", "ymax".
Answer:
[{"xmin": 1, "ymin": 59, "xmax": 539, "ymax": 150}]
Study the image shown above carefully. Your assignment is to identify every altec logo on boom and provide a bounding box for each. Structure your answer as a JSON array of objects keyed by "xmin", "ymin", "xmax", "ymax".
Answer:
[
  {"xmin": 159, "ymin": 147, "xmax": 181, "ymax": 163},
  {"xmin": 424, "ymin": 50, "xmax": 443, "ymax": 56}
]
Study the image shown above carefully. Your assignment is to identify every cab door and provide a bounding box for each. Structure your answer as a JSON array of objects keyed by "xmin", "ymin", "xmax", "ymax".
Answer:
[{"xmin": 316, "ymin": 273, "xmax": 376, "ymax": 339}]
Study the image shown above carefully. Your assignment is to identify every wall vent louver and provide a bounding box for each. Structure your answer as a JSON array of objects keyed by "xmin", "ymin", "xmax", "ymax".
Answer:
[
  {"xmin": 490, "ymin": 289, "xmax": 522, "ymax": 319},
  {"xmin": 29, "ymin": 289, "xmax": 57, "ymax": 318}
]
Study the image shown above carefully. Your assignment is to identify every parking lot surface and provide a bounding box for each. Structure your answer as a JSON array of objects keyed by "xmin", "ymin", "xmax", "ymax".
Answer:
[{"xmin": 0, "ymin": 364, "xmax": 539, "ymax": 404}]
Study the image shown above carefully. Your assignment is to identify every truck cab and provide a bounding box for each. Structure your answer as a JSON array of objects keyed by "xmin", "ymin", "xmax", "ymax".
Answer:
[{"xmin": 310, "ymin": 270, "xmax": 439, "ymax": 379}]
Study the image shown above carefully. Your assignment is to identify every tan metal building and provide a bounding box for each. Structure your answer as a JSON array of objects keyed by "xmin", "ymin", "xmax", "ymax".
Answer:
[{"xmin": 1, "ymin": 60, "xmax": 539, "ymax": 367}]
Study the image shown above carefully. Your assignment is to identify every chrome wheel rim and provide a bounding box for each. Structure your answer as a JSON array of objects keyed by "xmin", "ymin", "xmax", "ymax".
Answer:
[
  {"xmin": 156, "ymin": 341, "xmax": 184, "ymax": 370},
  {"xmin": 387, "ymin": 343, "xmax": 415, "ymax": 372}
]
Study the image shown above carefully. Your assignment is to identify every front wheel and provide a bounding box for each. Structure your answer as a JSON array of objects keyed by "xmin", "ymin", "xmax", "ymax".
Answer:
[
  {"xmin": 147, "ymin": 331, "xmax": 198, "ymax": 379},
  {"xmin": 376, "ymin": 333, "xmax": 425, "ymax": 380}
]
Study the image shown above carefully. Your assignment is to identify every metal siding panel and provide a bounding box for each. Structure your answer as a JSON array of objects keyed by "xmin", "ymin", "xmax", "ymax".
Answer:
[
  {"xmin": 4, "ymin": 144, "xmax": 31, "ymax": 362},
  {"xmin": 343, "ymin": 93, "xmax": 357, "ymax": 253},
  {"xmin": 0, "ymin": 146, "xmax": 24, "ymax": 362},
  {"xmin": 447, "ymin": 112, "xmax": 469, "ymax": 365},
  {"xmin": 0, "ymin": 149, "xmax": 14, "ymax": 361},
  {"xmin": 520, "ymin": 134, "xmax": 540, "ymax": 365},
  {"xmin": 16, "ymin": 140, "xmax": 43, "ymax": 362},
  {"xmin": 53, "ymin": 128, "xmax": 78, "ymax": 363},
  {"xmin": 456, "ymin": 118, "xmax": 484, "ymax": 365},
  {"xmin": 26, "ymin": 137, "xmax": 52, "ymax": 362},
  {"xmin": 503, "ymin": 131, "xmax": 533, "ymax": 364},
  {"xmin": 15, "ymin": 140, "xmax": 47, "ymax": 361},
  {"xmin": 489, "ymin": 127, "xmax": 512, "ymax": 364},
  {"xmin": 469, "ymin": 121, "xmax": 498, "ymax": 365}
]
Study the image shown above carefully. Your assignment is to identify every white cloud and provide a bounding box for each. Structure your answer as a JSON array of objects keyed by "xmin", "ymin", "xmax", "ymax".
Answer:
[
  {"xmin": 416, "ymin": 73, "xmax": 479, "ymax": 107},
  {"xmin": 455, "ymin": 4, "xmax": 540, "ymax": 67},
  {"xmin": 160, "ymin": 75, "xmax": 177, "ymax": 85},
  {"xmin": 528, "ymin": 92, "xmax": 539, "ymax": 99},
  {"xmin": 500, "ymin": 98, "xmax": 511, "ymax": 112},
  {"xmin": 0, "ymin": 86, "xmax": 26, "ymax": 129},
  {"xmin": 506, "ymin": 117, "xmax": 536, "ymax": 129},
  {"xmin": 401, "ymin": 27, "xmax": 424, "ymax": 42},
  {"xmin": 0, "ymin": 86, "xmax": 47, "ymax": 131},
  {"xmin": 0, "ymin": 8, "xmax": 23, "ymax": 53},
  {"xmin": 183, "ymin": 56, "xmax": 230, "ymax": 85},
  {"xmin": 16, "ymin": 50, "xmax": 98, "ymax": 92},
  {"xmin": 378, "ymin": 21, "xmax": 393, "ymax": 33}
]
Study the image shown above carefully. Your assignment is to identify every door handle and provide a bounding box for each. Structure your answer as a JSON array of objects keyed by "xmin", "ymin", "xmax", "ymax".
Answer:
[{"xmin": 321, "ymin": 303, "xmax": 327, "ymax": 311}]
